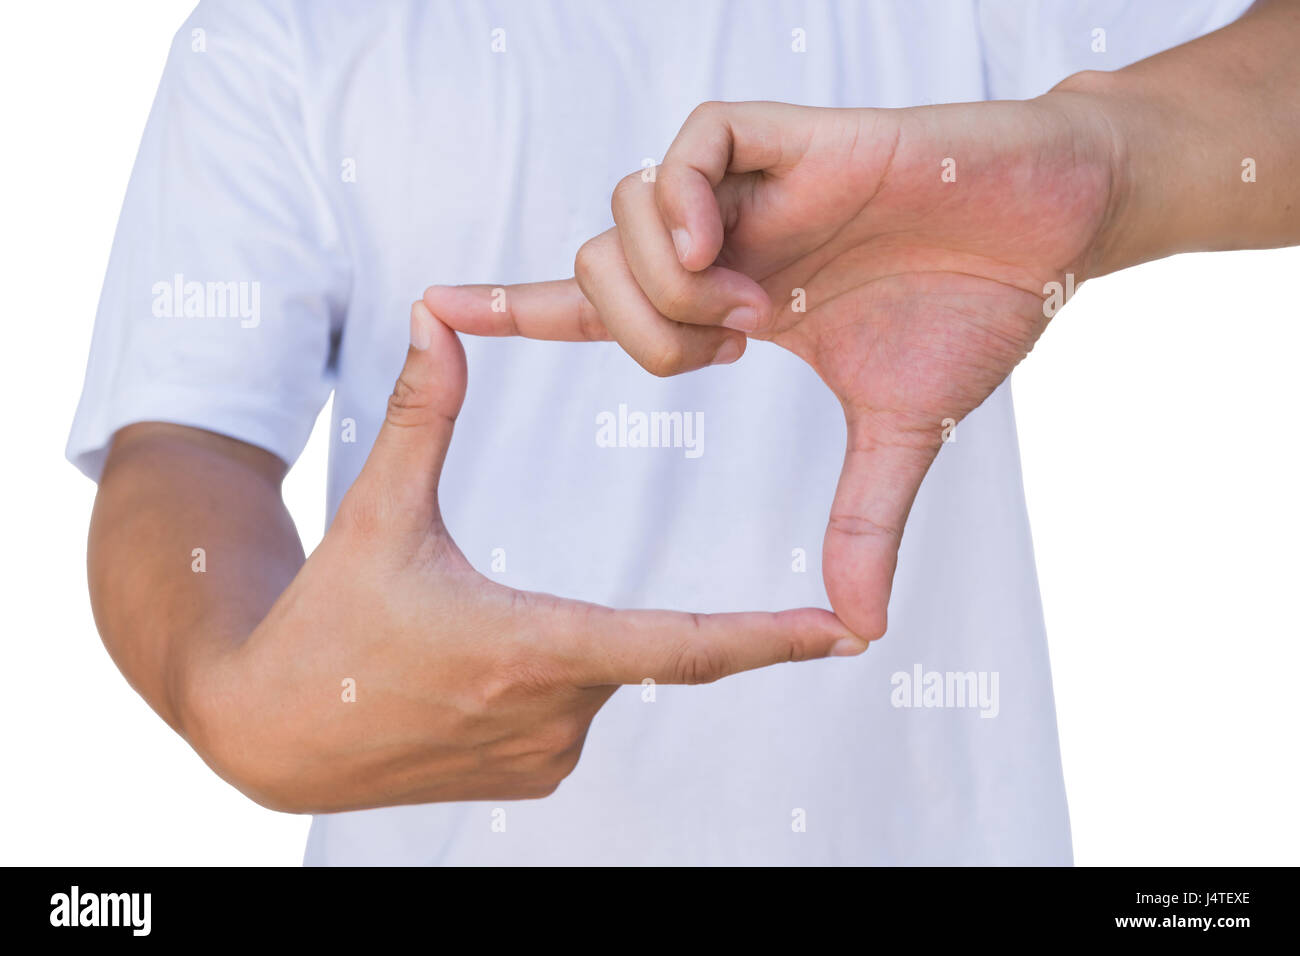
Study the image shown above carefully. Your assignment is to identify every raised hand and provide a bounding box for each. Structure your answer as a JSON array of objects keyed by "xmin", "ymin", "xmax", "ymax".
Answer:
[
  {"xmin": 423, "ymin": 95, "xmax": 1119, "ymax": 640},
  {"xmin": 187, "ymin": 303, "xmax": 861, "ymax": 813}
]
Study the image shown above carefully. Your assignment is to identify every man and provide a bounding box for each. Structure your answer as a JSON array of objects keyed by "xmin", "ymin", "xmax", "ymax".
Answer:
[{"xmin": 70, "ymin": 0, "xmax": 1293, "ymax": 865}]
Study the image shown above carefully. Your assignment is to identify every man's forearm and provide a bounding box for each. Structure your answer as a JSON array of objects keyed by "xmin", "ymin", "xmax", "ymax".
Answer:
[
  {"xmin": 88, "ymin": 423, "xmax": 303, "ymax": 736},
  {"xmin": 1053, "ymin": 0, "xmax": 1300, "ymax": 276}
]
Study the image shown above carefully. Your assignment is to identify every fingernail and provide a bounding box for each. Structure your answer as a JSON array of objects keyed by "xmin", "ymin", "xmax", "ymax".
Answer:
[
  {"xmin": 671, "ymin": 228, "xmax": 692, "ymax": 263},
  {"xmin": 410, "ymin": 301, "xmax": 434, "ymax": 351},
  {"xmin": 721, "ymin": 306, "xmax": 759, "ymax": 333},
  {"xmin": 710, "ymin": 337, "xmax": 744, "ymax": 366},
  {"xmin": 831, "ymin": 637, "xmax": 869, "ymax": 657}
]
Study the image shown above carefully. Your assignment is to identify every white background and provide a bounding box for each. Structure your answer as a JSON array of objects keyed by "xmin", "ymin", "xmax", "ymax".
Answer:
[{"xmin": 2, "ymin": 2, "xmax": 1296, "ymax": 866}]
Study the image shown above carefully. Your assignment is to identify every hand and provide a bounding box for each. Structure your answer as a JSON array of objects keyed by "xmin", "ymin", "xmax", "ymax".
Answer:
[
  {"xmin": 187, "ymin": 303, "xmax": 861, "ymax": 813},
  {"xmin": 423, "ymin": 94, "xmax": 1119, "ymax": 640}
]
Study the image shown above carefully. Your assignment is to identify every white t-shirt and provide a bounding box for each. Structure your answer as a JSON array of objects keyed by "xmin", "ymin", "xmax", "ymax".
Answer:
[{"xmin": 68, "ymin": 0, "xmax": 1249, "ymax": 865}]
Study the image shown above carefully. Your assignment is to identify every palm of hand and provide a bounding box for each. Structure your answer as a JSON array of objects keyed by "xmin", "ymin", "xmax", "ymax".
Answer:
[{"xmin": 712, "ymin": 100, "xmax": 1115, "ymax": 634}]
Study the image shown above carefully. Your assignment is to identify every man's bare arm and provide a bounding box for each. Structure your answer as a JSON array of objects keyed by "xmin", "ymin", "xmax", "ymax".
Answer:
[
  {"xmin": 89, "ymin": 423, "xmax": 303, "ymax": 736},
  {"xmin": 1062, "ymin": 0, "xmax": 1300, "ymax": 275},
  {"xmin": 84, "ymin": 306, "xmax": 861, "ymax": 811}
]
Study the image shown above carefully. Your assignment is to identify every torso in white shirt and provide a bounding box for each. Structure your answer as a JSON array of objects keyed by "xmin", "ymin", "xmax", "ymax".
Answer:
[{"xmin": 69, "ymin": 0, "xmax": 1251, "ymax": 865}]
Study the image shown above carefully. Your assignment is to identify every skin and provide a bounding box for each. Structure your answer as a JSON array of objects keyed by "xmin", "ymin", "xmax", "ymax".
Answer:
[
  {"xmin": 92, "ymin": 306, "xmax": 859, "ymax": 813},
  {"xmin": 424, "ymin": 0, "xmax": 1300, "ymax": 642},
  {"xmin": 91, "ymin": 0, "xmax": 1300, "ymax": 811}
]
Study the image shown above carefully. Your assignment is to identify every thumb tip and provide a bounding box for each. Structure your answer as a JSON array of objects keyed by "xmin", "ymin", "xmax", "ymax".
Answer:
[
  {"xmin": 398, "ymin": 300, "xmax": 468, "ymax": 411},
  {"xmin": 832, "ymin": 602, "xmax": 888, "ymax": 645},
  {"xmin": 823, "ymin": 550, "xmax": 892, "ymax": 643}
]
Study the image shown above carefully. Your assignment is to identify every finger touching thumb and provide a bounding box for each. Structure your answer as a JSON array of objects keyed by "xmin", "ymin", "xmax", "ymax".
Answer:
[
  {"xmin": 822, "ymin": 413, "xmax": 939, "ymax": 642},
  {"xmin": 355, "ymin": 301, "xmax": 467, "ymax": 528}
]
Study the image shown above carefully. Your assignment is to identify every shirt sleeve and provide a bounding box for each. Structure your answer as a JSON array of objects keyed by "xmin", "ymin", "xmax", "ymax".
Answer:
[
  {"xmin": 66, "ymin": 0, "xmax": 348, "ymax": 481},
  {"xmin": 977, "ymin": 0, "xmax": 1257, "ymax": 100}
]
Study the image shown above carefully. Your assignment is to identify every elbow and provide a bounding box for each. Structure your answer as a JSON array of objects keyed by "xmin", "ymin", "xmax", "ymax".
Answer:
[{"xmin": 174, "ymin": 657, "xmax": 317, "ymax": 816}]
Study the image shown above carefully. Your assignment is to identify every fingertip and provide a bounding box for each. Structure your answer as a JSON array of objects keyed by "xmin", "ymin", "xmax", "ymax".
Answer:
[
  {"xmin": 831, "ymin": 637, "xmax": 870, "ymax": 657},
  {"xmin": 679, "ymin": 220, "xmax": 724, "ymax": 272},
  {"xmin": 825, "ymin": 576, "xmax": 889, "ymax": 645},
  {"xmin": 720, "ymin": 283, "xmax": 775, "ymax": 333},
  {"xmin": 709, "ymin": 335, "xmax": 745, "ymax": 366},
  {"xmin": 657, "ymin": 167, "xmax": 724, "ymax": 272},
  {"xmin": 721, "ymin": 306, "xmax": 760, "ymax": 333},
  {"xmin": 671, "ymin": 228, "xmax": 692, "ymax": 265},
  {"xmin": 423, "ymin": 284, "xmax": 477, "ymax": 319},
  {"xmin": 410, "ymin": 300, "xmax": 434, "ymax": 351}
]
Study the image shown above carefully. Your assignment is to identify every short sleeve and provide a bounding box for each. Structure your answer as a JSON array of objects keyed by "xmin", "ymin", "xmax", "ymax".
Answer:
[
  {"xmin": 978, "ymin": 0, "xmax": 1257, "ymax": 100},
  {"xmin": 66, "ymin": 0, "xmax": 348, "ymax": 481}
]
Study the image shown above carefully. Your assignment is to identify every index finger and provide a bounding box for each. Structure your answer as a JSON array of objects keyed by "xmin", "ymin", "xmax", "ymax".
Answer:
[{"xmin": 423, "ymin": 279, "xmax": 611, "ymax": 342}]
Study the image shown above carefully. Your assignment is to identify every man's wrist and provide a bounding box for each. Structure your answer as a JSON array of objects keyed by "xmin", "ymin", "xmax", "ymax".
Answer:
[
  {"xmin": 1045, "ymin": 37, "xmax": 1300, "ymax": 279},
  {"xmin": 1039, "ymin": 71, "xmax": 1151, "ymax": 280}
]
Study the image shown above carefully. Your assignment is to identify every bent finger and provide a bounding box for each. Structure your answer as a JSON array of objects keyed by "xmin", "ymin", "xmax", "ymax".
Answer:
[
  {"xmin": 612, "ymin": 170, "xmax": 772, "ymax": 333},
  {"xmin": 573, "ymin": 229, "xmax": 745, "ymax": 376}
]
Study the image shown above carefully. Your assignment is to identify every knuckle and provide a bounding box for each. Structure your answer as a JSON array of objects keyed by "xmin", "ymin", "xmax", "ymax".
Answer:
[
  {"xmin": 667, "ymin": 634, "xmax": 729, "ymax": 685},
  {"xmin": 573, "ymin": 239, "xmax": 600, "ymax": 286},
  {"xmin": 540, "ymin": 716, "xmax": 587, "ymax": 755},
  {"xmin": 527, "ymin": 750, "xmax": 581, "ymax": 799},
  {"xmin": 384, "ymin": 373, "xmax": 428, "ymax": 429},
  {"xmin": 575, "ymin": 299, "xmax": 607, "ymax": 343},
  {"xmin": 523, "ymin": 727, "xmax": 568, "ymax": 760},
  {"xmin": 826, "ymin": 513, "xmax": 901, "ymax": 540},
  {"xmin": 780, "ymin": 632, "xmax": 814, "ymax": 664},
  {"xmin": 333, "ymin": 490, "xmax": 383, "ymax": 539},
  {"xmin": 475, "ymin": 650, "xmax": 555, "ymax": 714},
  {"xmin": 549, "ymin": 748, "xmax": 582, "ymax": 781},
  {"xmin": 689, "ymin": 100, "xmax": 724, "ymax": 124},
  {"xmin": 332, "ymin": 472, "xmax": 404, "ymax": 540},
  {"xmin": 520, "ymin": 779, "xmax": 561, "ymax": 800},
  {"xmin": 611, "ymin": 172, "xmax": 644, "ymax": 215},
  {"xmin": 470, "ymin": 670, "xmax": 520, "ymax": 714}
]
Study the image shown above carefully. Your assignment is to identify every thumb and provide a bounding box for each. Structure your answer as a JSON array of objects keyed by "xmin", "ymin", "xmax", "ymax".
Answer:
[
  {"xmin": 354, "ymin": 301, "xmax": 467, "ymax": 530},
  {"xmin": 544, "ymin": 601, "xmax": 867, "ymax": 688},
  {"xmin": 822, "ymin": 411, "xmax": 940, "ymax": 642}
]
